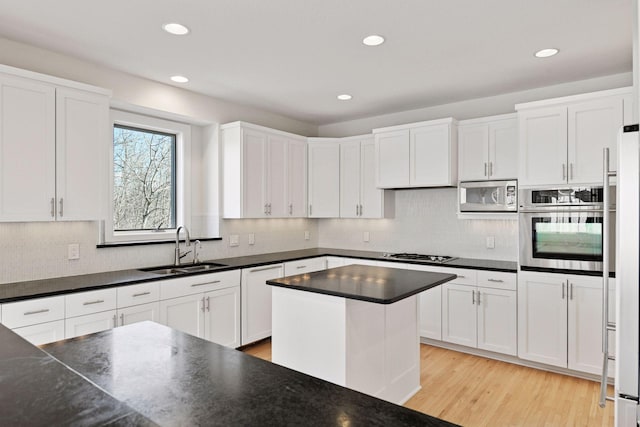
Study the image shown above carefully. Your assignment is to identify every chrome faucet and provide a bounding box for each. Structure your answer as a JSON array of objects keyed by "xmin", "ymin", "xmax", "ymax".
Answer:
[{"xmin": 174, "ymin": 226, "xmax": 192, "ymax": 266}]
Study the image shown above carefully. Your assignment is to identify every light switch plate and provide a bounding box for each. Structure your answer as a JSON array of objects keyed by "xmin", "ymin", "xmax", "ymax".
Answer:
[
  {"xmin": 486, "ymin": 236, "xmax": 495, "ymax": 249},
  {"xmin": 304, "ymin": 230, "xmax": 310, "ymax": 240},
  {"xmin": 229, "ymin": 234, "xmax": 239, "ymax": 247},
  {"xmin": 363, "ymin": 231, "xmax": 370, "ymax": 242},
  {"xmin": 248, "ymin": 233, "xmax": 255, "ymax": 245},
  {"xmin": 68, "ymin": 243, "xmax": 80, "ymax": 260}
]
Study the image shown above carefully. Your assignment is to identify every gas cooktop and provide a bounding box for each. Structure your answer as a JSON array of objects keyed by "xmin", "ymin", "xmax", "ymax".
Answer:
[{"xmin": 381, "ymin": 253, "xmax": 457, "ymax": 263}]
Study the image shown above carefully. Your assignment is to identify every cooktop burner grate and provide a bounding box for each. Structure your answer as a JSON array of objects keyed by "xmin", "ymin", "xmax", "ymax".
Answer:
[{"xmin": 382, "ymin": 253, "xmax": 457, "ymax": 263}]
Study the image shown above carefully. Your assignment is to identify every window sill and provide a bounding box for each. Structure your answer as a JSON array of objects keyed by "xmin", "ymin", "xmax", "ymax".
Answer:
[{"xmin": 97, "ymin": 237, "xmax": 222, "ymax": 248}]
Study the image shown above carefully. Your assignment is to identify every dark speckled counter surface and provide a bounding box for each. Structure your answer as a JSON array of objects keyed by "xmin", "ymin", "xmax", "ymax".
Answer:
[
  {"xmin": 0, "ymin": 247, "xmax": 517, "ymax": 303},
  {"xmin": 40, "ymin": 321, "xmax": 458, "ymax": 427},
  {"xmin": 267, "ymin": 264, "xmax": 457, "ymax": 304}
]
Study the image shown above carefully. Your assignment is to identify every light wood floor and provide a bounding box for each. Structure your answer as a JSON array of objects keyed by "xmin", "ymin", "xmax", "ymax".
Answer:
[{"xmin": 242, "ymin": 340, "xmax": 614, "ymax": 427}]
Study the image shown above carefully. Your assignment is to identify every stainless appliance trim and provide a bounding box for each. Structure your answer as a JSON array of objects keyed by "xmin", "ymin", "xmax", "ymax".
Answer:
[{"xmin": 458, "ymin": 179, "xmax": 518, "ymax": 213}]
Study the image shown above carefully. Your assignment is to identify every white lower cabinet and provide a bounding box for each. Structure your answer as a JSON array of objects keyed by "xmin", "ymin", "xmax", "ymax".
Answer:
[
  {"xmin": 159, "ymin": 271, "xmax": 242, "ymax": 348},
  {"xmin": 241, "ymin": 263, "xmax": 284, "ymax": 345},
  {"xmin": 419, "ymin": 287, "xmax": 442, "ymax": 341},
  {"xmin": 442, "ymin": 270, "xmax": 517, "ymax": 356},
  {"xmin": 12, "ymin": 320, "xmax": 65, "ymax": 346},
  {"xmin": 518, "ymin": 271, "xmax": 613, "ymax": 375},
  {"xmin": 117, "ymin": 302, "xmax": 160, "ymax": 327},
  {"xmin": 65, "ymin": 310, "xmax": 117, "ymax": 339}
]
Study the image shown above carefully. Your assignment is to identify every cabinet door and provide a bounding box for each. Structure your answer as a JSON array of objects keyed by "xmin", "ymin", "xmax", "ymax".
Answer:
[
  {"xmin": 242, "ymin": 129, "xmax": 267, "ymax": 217},
  {"xmin": 117, "ymin": 302, "xmax": 160, "ymax": 327},
  {"xmin": 340, "ymin": 140, "xmax": 361, "ymax": 218},
  {"xmin": 159, "ymin": 294, "xmax": 205, "ymax": 338},
  {"xmin": 441, "ymin": 283, "xmax": 477, "ymax": 347},
  {"xmin": 241, "ymin": 264, "xmax": 283, "ymax": 345},
  {"xmin": 567, "ymin": 97, "xmax": 623, "ymax": 184},
  {"xmin": 360, "ymin": 138, "xmax": 384, "ymax": 218},
  {"xmin": 375, "ymin": 129, "xmax": 409, "ymax": 188},
  {"xmin": 477, "ymin": 287, "xmax": 517, "ymax": 356},
  {"xmin": 488, "ymin": 118, "xmax": 518, "ymax": 180},
  {"xmin": 410, "ymin": 123, "xmax": 454, "ymax": 186},
  {"xmin": 517, "ymin": 272, "xmax": 567, "ymax": 367},
  {"xmin": 419, "ymin": 286, "xmax": 442, "ymax": 340},
  {"xmin": 308, "ymin": 142, "xmax": 340, "ymax": 217},
  {"xmin": 266, "ymin": 134, "xmax": 288, "ymax": 217},
  {"xmin": 0, "ymin": 74, "xmax": 56, "ymax": 221},
  {"xmin": 567, "ymin": 276, "xmax": 607, "ymax": 375},
  {"xmin": 458, "ymin": 124, "xmax": 489, "ymax": 181},
  {"xmin": 287, "ymin": 140, "xmax": 307, "ymax": 217},
  {"xmin": 12, "ymin": 320, "xmax": 65, "ymax": 346},
  {"xmin": 65, "ymin": 310, "xmax": 117, "ymax": 339},
  {"xmin": 55, "ymin": 88, "xmax": 109, "ymax": 221},
  {"xmin": 518, "ymin": 106, "xmax": 568, "ymax": 186},
  {"xmin": 204, "ymin": 286, "xmax": 240, "ymax": 348}
]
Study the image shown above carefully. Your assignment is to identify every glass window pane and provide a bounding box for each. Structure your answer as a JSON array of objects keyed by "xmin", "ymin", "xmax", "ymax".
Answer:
[{"xmin": 113, "ymin": 125, "xmax": 176, "ymax": 231}]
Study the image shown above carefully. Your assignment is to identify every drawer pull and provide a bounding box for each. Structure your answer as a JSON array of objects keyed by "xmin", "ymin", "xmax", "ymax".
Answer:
[
  {"xmin": 487, "ymin": 279, "xmax": 504, "ymax": 283},
  {"xmin": 132, "ymin": 291, "xmax": 151, "ymax": 297},
  {"xmin": 250, "ymin": 265, "xmax": 282, "ymax": 273},
  {"xmin": 83, "ymin": 299, "xmax": 105, "ymax": 306},
  {"xmin": 296, "ymin": 265, "xmax": 307, "ymax": 269},
  {"xmin": 24, "ymin": 308, "xmax": 50, "ymax": 316},
  {"xmin": 191, "ymin": 280, "xmax": 220, "ymax": 287},
  {"xmin": 457, "ymin": 275, "xmax": 466, "ymax": 279}
]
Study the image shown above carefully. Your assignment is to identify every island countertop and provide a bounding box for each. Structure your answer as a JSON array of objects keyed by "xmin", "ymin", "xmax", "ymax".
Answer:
[
  {"xmin": 266, "ymin": 264, "xmax": 457, "ymax": 304},
  {"xmin": 40, "ymin": 321, "xmax": 458, "ymax": 427}
]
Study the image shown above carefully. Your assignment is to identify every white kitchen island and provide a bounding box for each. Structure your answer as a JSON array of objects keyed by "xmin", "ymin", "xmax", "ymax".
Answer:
[{"xmin": 267, "ymin": 265, "xmax": 456, "ymax": 405}]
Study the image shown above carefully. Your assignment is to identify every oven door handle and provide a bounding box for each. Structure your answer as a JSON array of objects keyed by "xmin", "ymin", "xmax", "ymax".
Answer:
[{"xmin": 518, "ymin": 207, "xmax": 605, "ymax": 214}]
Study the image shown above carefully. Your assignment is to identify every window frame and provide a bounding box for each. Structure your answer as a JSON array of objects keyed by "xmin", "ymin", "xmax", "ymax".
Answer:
[{"xmin": 105, "ymin": 110, "xmax": 191, "ymax": 244}]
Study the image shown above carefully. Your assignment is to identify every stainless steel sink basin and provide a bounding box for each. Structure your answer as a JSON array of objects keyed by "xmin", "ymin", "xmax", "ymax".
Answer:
[{"xmin": 141, "ymin": 262, "xmax": 228, "ymax": 276}]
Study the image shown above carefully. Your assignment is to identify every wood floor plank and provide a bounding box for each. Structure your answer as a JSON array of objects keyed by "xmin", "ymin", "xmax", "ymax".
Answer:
[{"xmin": 242, "ymin": 340, "xmax": 614, "ymax": 426}]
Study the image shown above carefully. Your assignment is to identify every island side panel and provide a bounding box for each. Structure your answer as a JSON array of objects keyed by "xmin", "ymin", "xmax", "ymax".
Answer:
[{"xmin": 271, "ymin": 286, "xmax": 348, "ymax": 386}]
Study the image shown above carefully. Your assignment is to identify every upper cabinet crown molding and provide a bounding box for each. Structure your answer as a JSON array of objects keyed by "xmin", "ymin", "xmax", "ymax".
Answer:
[
  {"xmin": 373, "ymin": 117, "xmax": 458, "ymax": 189},
  {"xmin": 0, "ymin": 64, "xmax": 111, "ymax": 96},
  {"xmin": 514, "ymin": 87, "xmax": 632, "ymax": 111}
]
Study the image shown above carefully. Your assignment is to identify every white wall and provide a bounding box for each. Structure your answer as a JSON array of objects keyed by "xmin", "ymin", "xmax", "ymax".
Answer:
[
  {"xmin": 317, "ymin": 73, "xmax": 632, "ymax": 137},
  {"xmin": 318, "ymin": 188, "xmax": 517, "ymax": 261}
]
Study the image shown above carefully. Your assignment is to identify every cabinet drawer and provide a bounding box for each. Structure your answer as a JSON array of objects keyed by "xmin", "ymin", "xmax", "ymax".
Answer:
[
  {"xmin": 284, "ymin": 257, "xmax": 326, "ymax": 275},
  {"xmin": 477, "ymin": 271, "xmax": 517, "ymax": 291},
  {"xmin": 65, "ymin": 310, "xmax": 117, "ymax": 339},
  {"xmin": 65, "ymin": 288, "xmax": 117, "ymax": 318},
  {"xmin": 436, "ymin": 268, "xmax": 477, "ymax": 286},
  {"xmin": 117, "ymin": 282, "xmax": 160, "ymax": 308},
  {"xmin": 1, "ymin": 295, "xmax": 65, "ymax": 328},
  {"xmin": 160, "ymin": 269, "xmax": 241, "ymax": 300}
]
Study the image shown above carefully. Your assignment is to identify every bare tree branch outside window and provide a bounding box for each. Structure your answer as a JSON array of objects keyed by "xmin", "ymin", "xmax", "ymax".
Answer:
[{"xmin": 113, "ymin": 125, "xmax": 176, "ymax": 231}]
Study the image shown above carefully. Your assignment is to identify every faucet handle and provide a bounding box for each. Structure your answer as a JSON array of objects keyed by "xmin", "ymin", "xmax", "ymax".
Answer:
[{"xmin": 193, "ymin": 240, "xmax": 202, "ymax": 264}]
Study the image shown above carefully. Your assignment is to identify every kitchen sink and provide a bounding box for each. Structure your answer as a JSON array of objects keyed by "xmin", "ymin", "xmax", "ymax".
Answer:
[{"xmin": 141, "ymin": 262, "xmax": 228, "ymax": 276}]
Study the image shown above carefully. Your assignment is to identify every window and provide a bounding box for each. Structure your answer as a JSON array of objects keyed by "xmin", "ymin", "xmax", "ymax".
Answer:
[{"xmin": 105, "ymin": 110, "xmax": 191, "ymax": 243}]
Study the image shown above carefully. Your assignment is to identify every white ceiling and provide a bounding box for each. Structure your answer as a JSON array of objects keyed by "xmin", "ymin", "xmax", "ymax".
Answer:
[{"xmin": 0, "ymin": 0, "xmax": 632, "ymax": 125}]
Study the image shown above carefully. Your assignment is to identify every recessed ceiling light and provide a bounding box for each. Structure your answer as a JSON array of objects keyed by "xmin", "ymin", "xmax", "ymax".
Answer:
[
  {"xmin": 337, "ymin": 94, "xmax": 352, "ymax": 101},
  {"xmin": 163, "ymin": 23, "xmax": 190, "ymax": 36},
  {"xmin": 170, "ymin": 75, "xmax": 189, "ymax": 83},
  {"xmin": 534, "ymin": 48, "xmax": 559, "ymax": 58},
  {"xmin": 362, "ymin": 35, "xmax": 385, "ymax": 46}
]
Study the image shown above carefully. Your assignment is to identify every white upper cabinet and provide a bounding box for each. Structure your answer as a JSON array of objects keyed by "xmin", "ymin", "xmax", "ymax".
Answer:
[
  {"xmin": 458, "ymin": 114, "xmax": 517, "ymax": 181},
  {"xmin": 0, "ymin": 69, "xmax": 109, "ymax": 222},
  {"xmin": 307, "ymin": 139, "xmax": 340, "ymax": 218},
  {"xmin": 374, "ymin": 117, "xmax": 457, "ymax": 189},
  {"xmin": 221, "ymin": 122, "xmax": 307, "ymax": 218},
  {"xmin": 340, "ymin": 136, "xmax": 393, "ymax": 219},
  {"xmin": 517, "ymin": 88, "xmax": 631, "ymax": 187}
]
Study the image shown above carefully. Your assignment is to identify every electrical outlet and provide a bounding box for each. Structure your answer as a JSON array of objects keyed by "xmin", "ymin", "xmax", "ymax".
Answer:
[
  {"xmin": 363, "ymin": 231, "xmax": 370, "ymax": 242},
  {"xmin": 304, "ymin": 230, "xmax": 310, "ymax": 240},
  {"xmin": 486, "ymin": 236, "xmax": 495, "ymax": 249},
  {"xmin": 229, "ymin": 234, "xmax": 239, "ymax": 247},
  {"xmin": 67, "ymin": 243, "xmax": 80, "ymax": 260},
  {"xmin": 248, "ymin": 233, "xmax": 255, "ymax": 245}
]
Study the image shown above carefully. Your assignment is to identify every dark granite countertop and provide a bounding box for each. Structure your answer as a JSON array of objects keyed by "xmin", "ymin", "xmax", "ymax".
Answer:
[
  {"xmin": 267, "ymin": 265, "xmax": 457, "ymax": 304},
  {"xmin": 0, "ymin": 247, "xmax": 516, "ymax": 303},
  {"xmin": 0, "ymin": 323, "xmax": 156, "ymax": 426},
  {"xmin": 42, "ymin": 321, "xmax": 458, "ymax": 427}
]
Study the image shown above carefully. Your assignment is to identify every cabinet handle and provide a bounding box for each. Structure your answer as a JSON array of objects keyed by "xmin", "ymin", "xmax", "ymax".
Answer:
[
  {"xmin": 120, "ymin": 313, "xmax": 124, "ymax": 326},
  {"xmin": 296, "ymin": 265, "xmax": 307, "ymax": 269},
  {"xmin": 132, "ymin": 291, "xmax": 151, "ymax": 297},
  {"xmin": 250, "ymin": 265, "xmax": 282, "ymax": 273},
  {"xmin": 356, "ymin": 204, "xmax": 359, "ymax": 216},
  {"xmin": 24, "ymin": 308, "xmax": 50, "ymax": 316},
  {"xmin": 487, "ymin": 278, "xmax": 504, "ymax": 283},
  {"xmin": 268, "ymin": 203, "xmax": 272, "ymax": 215},
  {"xmin": 289, "ymin": 203, "xmax": 293, "ymax": 215},
  {"xmin": 359, "ymin": 204, "xmax": 363, "ymax": 216},
  {"xmin": 562, "ymin": 164, "xmax": 566, "ymax": 180},
  {"xmin": 113, "ymin": 314, "xmax": 117, "ymax": 328},
  {"xmin": 50, "ymin": 198, "xmax": 55, "ymax": 218},
  {"xmin": 83, "ymin": 299, "xmax": 105, "ymax": 306},
  {"xmin": 309, "ymin": 205, "xmax": 312, "ymax": 216},
  {"xmin": 472, "ymin": 290, "xmax": 475, "ymax": 305},
  {"xmin": 489, "ymin": 162, "xmax": 493, "ymax": 177},
  {"xmin": 457, "ymin": 275, "xmax": 466, "ymax": 279},
  {"xmin": 191, "ymin": 281, "xmax": 220, "ymax": 287},
  {"xmin": 201, "ymin": 296, "xmax": 206, "ymax": 312},
  {"xmin": 484, "ymin": 162, "xmax": 488, "ymax": 177},
  {"xmin": 59, "ymin": 198, "xmax": 64, "ymax": 217},
  {"xmin": 570, "ymin": 282, "xmax": 574, "ymax": 300},
  {"xmin": 206, "ymin": 296, "xmax": 210, "ymax": 312},
  {"xmin": 476, "ymin": 290, "xmax": 481, "ymax": 305},
  {"xmin": 264, "ymin": 204, "xmax": 268, "ymax": 215},
  {"xmin": 570, "ymin": 163, "xmax": 574, "ymax": 180},
  {"xmin": 561, "ymin": 281, "xmax": 565, "ymax": 299}
]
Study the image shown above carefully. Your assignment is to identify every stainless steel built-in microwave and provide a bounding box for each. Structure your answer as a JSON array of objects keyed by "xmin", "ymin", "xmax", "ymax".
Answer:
[{"xmin": 458, "ymin": 180, "xmax": 518, "ymax": 212}]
